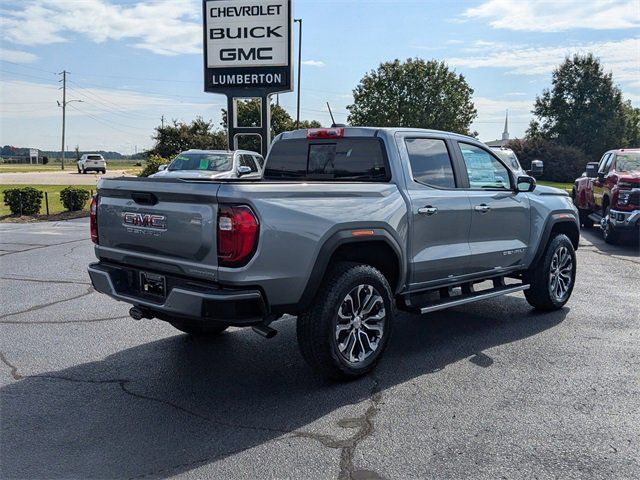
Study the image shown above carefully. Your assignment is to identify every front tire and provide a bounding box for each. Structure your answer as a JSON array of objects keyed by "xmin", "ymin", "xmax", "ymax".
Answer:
[
  {"xmin": 602, "ymin": 205, "xmax": 619, "ymax": 244},
  {"xmin": 170, "ymin": 321, "xmax": 228, "ymax": 336},
  {"xmin": 297, "ymin": 262, "xmax": 394, "ymax": 380},
  {"xmin": 524, "ymin": 234, "xmax": 576, "ymax": 311}
]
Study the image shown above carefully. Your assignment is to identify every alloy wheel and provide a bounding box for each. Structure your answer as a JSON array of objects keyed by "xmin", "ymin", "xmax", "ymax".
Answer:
[
  {"xmin": 335, "ymin": 284, "xmax": 386, "ymax": 364},
  {"xmin": 549, "ymin": 245, "xmax": 573, "ymax": 302}
]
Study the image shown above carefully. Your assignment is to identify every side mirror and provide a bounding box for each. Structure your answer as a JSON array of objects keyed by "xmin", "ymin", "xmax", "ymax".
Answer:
[
  {"xmin": 516, "ymin": 175, "xmax": 536, "ymax": 193},
  {"xmin": 158, "ymin": 164, "xmax": 168, "ymax": 172},
  {"xmin": 526, "ymin": 159, "xmax": 543, "ymax": 177},
  {"xmin": 237, "ymin": 165, "xmax": 252, "ymax": 177},
  {"xmin": 585, "ymin": 162, "xmax": 599, "ymax": 178}
]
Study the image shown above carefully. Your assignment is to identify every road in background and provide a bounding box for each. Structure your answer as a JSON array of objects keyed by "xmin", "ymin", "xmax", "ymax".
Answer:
[
  {"xmin": 0, "ymin": 169, "xmax": 137, "ymax": 185},
  {"xmin": 0, "ymin": 220, "xmax": 638, "ymax": 479}
]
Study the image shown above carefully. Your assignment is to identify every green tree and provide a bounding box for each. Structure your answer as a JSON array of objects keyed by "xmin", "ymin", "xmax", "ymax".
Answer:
[
  {"xmin": 346, "ymin": 58, "xmax": 477, "ymax": 135},
  {"xmin": 151, "ymin": 117, "xmax": 226, "ymax": 158},
  {"xmin": 622, "ymin": 100, "xmax": 640, "ymax": 147},
  {"xmin": 529, "ymin": 53, "xmax": 626, "ymax": 159}
]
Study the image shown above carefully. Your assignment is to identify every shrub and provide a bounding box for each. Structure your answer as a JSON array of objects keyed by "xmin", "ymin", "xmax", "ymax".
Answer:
[
  {"xmin": 507, "ymin": 138, "xmax": 589, "ymax": 183},
  {"xmin": 138, "ymin": 154, "xmax": 169, "ymax": 177},
  {"xmin": 3, "ymin": 187, "xmax": 43, "ymax": 216},
  {"xmin": 60, "ymin": 187, "xmax": 91, "ymax": 211}
]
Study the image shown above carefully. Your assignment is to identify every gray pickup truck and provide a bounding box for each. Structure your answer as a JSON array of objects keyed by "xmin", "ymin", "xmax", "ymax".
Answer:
[{"xmin": 89, "ymin": 127, "xmax": 580, "ymax": 379}]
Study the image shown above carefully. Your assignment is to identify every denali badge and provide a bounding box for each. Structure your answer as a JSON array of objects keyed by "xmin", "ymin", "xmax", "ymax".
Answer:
[{"xmin": 123, "ymin": 212, "xmax": 167, "ymax": 230}]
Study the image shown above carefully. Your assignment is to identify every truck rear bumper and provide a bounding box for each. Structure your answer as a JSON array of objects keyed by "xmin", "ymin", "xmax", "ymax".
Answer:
[
  {"xmin": 88, "ymin": 262, "xmax": 268, "ymax": 325},
  {"xmin": 609, "ymin": 209, "xmax": 640, "ymax": 230}
]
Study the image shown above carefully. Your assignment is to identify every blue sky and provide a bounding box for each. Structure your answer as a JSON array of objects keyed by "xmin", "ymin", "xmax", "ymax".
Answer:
[{"xmin": 1, "ymin": 0, "xmax": 638, "ymax": 154}]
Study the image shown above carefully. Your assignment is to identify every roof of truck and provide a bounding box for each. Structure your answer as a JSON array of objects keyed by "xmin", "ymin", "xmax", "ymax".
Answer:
[
  {"xmin": 277, "ymin": 127, "xmax": 477, "ymax": 143},
  {"xmin": 180, "ymin": 149, "xmax": 263, "ymax": 156}
]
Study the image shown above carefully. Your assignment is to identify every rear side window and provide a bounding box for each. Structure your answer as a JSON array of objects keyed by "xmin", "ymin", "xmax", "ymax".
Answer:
[
  {"xmin": 405, "ymin": 138, "xmax": 456, "ymax": 188},
  {"xmin": 265, "ymin": 138, "xmax": 389, "ymax": 181}
]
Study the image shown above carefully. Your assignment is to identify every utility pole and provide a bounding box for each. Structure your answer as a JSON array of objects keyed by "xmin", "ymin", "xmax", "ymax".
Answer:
[
  {"xmin": 58, "ymin": 71, "xmax": 83, "ymax": 171},
  {"xmin": 59, "ymin": 70, "xmax": 67, "ymax": 170},
  {"xmin": 294, "ymin": 18, "xmax": 302, "ymax": 129}
]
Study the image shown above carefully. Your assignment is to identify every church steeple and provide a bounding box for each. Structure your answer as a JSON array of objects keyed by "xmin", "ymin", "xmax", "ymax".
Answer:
[{"xmin": 501, "ymin": 110, "xmax": 509, "ymax": 141}]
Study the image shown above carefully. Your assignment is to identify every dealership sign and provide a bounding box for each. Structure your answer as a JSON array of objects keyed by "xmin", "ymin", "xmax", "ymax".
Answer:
[{"xmin": 203, "ymin": 0, "xmax": 293, "ymax": 94}]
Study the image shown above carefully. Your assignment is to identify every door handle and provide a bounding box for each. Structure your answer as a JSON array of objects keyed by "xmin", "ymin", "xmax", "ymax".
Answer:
[
  {"xmin": 418, "ymin": 206, "xmax": 438, "ymax": 216},
  {"xmin": 474, "ymin": 204, "xmax": 491, "ymax": 213}
]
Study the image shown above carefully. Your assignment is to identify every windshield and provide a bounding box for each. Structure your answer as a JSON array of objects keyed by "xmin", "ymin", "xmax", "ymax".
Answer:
[
  {"xmin": 616, "ymin": 152, "xmax": 640, "ymax": 172},
  {"xmin": 492, "ymin": 149, "xmax": 522, "ymax": 171},
  {"xmin": 168, "ymin": 153, "xmax": 233, "ymax": 172}
]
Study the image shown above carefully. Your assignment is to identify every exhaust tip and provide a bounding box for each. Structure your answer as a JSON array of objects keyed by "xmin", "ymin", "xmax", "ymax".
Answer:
[
  {"xmin": 252, "ymin": 325, "xmax": 277, "ymax": 339},
  {"xmin": 129, "ymin": 307, "xmax": 151, "ymax": 321}
]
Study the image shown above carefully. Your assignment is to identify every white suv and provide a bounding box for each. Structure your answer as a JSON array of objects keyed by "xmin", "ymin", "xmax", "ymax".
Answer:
[{"xmin": 77, "ymin": 154, "xmax": 106, "ymax": 174}]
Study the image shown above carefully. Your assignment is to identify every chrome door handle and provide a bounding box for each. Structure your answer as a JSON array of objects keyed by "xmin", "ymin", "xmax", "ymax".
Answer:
[
  {"xmin": 418, "ymin": 206, "xmax": 438, "ymax": 216},
  {"xmin": 474, "ymin": 204, "xmax": 491, "ymax": 213}
]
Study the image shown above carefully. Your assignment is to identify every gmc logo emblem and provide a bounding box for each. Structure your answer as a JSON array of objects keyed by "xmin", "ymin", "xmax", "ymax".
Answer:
[{"xmin": 123, "ymin": 212, "xmax": 166, "ymax": 230}]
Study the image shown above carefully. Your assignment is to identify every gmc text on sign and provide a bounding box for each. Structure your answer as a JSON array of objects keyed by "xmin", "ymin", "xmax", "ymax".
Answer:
[{"xmin": 203, "ymin": 0, "xmax": 292, "ymax": 93}]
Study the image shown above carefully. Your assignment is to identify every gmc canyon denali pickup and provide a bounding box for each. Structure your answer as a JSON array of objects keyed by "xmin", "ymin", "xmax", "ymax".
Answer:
[{"xmin": 89, "ymin": 127, "xmax": 580, "ymax": 379}]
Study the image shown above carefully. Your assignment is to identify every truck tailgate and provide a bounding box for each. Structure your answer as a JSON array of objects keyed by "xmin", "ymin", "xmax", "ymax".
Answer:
[{"xmin": 95, "ymin": 177, "xmax": 221, "ymax": 277}]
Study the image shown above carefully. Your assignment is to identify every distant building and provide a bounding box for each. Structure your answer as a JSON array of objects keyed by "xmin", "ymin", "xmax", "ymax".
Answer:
[{"xmin": 486, "ymin": 110, "xmax": 513, "ymax": 147}]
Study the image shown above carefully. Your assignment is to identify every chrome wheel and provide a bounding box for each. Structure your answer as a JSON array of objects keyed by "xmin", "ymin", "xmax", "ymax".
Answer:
[
  {"xmin": 549, "ymin": 245, "xmax": 573, "ymax": 302},
  {"xmin": 335, "ymin": 284, "xmax": 386, "ymax": 364}
]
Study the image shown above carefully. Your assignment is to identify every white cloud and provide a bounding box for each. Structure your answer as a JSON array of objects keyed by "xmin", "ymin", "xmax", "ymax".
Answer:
[
  {"xmin": 0, "ymin": 48, "xmax": 38, "ymax": 63},
  {"xmin": 464, "ymin": 0, "xmax": 640, "ymax": 32},
  {"xmin": 449, "ymin": 38, "xmax": 640, "ymax": 89},
  {"xmin": 1, "ymin": 0, "xmax": 201, "ymax": 56},
  {"xmin": 302, "ymin": 60, "xmax": 326, "ymax": 67}
]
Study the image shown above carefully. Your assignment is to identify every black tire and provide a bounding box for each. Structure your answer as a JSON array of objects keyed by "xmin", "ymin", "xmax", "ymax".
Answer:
[
  {"xmin": 102, "ymin": 169, "xmax": 106, "ymax": 174},
  {"xmin": 170, "ymin": 321, "xmax": 228, "ymax": 336},
  {"xmin": 82, "ymin": 167, "xmax": 86, "ymax": 174},
  {"xmin": 296, "ymin": 262, "xmax": 395, "ymax": 380},
  {"xmin": 77, "ymin": 166, "xmax": 81, "ymax": 174},
  {"xmin": 578, "ymin": 209, "xmax": 594, "ymax": 228},
  {"xmin": 602, "ymin": 205, "xmax": 619, "ymax": 244},
  {"xmin": 524, "ymin": 234, "xmax": 576, "ymax": 311}
]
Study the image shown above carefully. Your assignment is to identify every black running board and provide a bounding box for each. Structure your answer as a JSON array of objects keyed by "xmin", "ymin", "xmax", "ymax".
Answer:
[
  {"xmin": 588, "ymin": 213, "xmax": 603, "ymax": 224},
  {"xmin": 419, "ymin": 284, "xmax": 530, "ymax": 314}
]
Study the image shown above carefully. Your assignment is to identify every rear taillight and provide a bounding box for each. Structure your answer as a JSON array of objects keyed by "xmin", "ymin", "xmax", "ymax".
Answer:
[
  {"xmin": 217, "ymin": 205, "xmax": 259, "ymax": 267},
  {"xmin": 307, "ymin": 127, "xmax": 344, "ymax": 139},
  {"xmin": 90, "ymin": 195, "xmax": 98, "ymax": 244}
]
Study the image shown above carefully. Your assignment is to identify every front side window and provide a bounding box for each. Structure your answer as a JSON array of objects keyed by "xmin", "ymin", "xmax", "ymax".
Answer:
[
  {"xmin": 459, "ymin": 143, "xmax": 511, "ymax": 190},
  {"xmin": 168, "ymin": 153, "xmax": 233, "ymax": 172},
  {"xmin": 240, "ymin": 154, "xmax": 258, "ymax": 173},
  {"xmin": 405, "ymin": 138, "xmax": 456, "ymax": 188},
  {"xmin": 598, "ymin": 153, "xmax": 612, "ymax": 174}
]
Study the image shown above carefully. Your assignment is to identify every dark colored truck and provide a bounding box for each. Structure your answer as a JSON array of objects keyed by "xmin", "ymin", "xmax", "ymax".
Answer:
[
  {"xmin": 573, "ymin": 149, "xmax": 640, "ymax": 243},
  {"xmin": 89, "ymin": 127, "xmax": 580, "ymax": 379}
]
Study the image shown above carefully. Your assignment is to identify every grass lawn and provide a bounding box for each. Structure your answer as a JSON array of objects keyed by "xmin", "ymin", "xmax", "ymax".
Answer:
[
  {"xmin": 0, "ymin": 160, "xmax": 143, "ymax": 173},
  {"xmin": 537, "ymin": 181, "xmax": 573, "ymax": 193},
  {"xmin": 0, "ymin": 184, "xmax": 95, "ymax": 217}
]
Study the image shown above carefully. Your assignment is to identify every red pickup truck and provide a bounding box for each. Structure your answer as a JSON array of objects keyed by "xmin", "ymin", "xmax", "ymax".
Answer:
[{"xmin": 572, "ymin": 149, "xmax": 640, "ymax": 244}]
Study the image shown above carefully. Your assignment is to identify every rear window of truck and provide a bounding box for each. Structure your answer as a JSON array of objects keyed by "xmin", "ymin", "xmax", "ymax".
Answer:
[{"xmin": 264, "ymin": 138, "xmax": 390, "ymax": 181}]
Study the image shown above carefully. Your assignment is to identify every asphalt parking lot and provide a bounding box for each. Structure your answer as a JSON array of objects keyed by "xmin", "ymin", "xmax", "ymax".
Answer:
[{"xmin": 1, "ymin": 219, "xmax": 638, "ymax": 479}]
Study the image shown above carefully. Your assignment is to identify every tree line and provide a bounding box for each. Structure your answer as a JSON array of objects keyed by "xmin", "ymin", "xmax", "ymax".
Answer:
[{"xmin": 150, "ymin": 54, "xmax": 639, "ymax": 182}]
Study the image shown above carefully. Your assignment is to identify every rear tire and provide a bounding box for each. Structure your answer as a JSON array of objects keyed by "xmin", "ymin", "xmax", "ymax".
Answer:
[
  {"xmin": 296, "ymin": 262, "xmax": 394, "ymax": 380},
  {"xmin": 170, "ymin": 321, "xmax": 228, "ymax": 336},
  {"xmin": 524, "ymin": 234, "xmax": 576, "ymax": 311}
]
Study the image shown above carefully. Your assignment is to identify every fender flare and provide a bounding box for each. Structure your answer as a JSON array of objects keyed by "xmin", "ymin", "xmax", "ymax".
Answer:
[
  {"xmin": 530, "ymin": 214, "xmax": 580, "ymax": 269},
  {"xmin": 292, "ymin": 227, "xmax": 405, "ymax": 313}
]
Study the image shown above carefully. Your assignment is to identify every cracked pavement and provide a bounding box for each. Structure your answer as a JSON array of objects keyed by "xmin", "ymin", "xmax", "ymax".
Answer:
[{"xmin": 1, "ymin": 219, "xmax": 639, "ymax": 479}]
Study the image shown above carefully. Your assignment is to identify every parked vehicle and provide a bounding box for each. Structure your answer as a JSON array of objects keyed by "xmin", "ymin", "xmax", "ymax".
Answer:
[
  {"xmin": 151, "ymin": 149, "xmax": 263, "ymax": 180},
  {"xmin": 88, "ymin": 127, "xmax": 579, "ymax": 379},
  {"xmin": 489, "ymin": 146, "xmax": 544, "ymax": 178},
  {"xmin": 77, "ymin": 154, "xmax": 106, "ymax": 174},
  {"xmin": 572, "ymin": 149, "xmax": 640, "ymax": 244}
]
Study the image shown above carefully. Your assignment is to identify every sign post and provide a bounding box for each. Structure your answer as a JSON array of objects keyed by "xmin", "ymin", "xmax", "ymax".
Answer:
[{"xmin": 203, "ymin": 0, "xmax": 293, "ymax": 158}]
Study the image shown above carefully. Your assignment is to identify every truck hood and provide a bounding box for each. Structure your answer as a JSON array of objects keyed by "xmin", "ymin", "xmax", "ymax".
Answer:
[
  {"xmin": 533, "ymin": 185, "xmax": 570, "ymax": 197},
  {"xmin": 150, "ymin": 170, "xmax": 234, "ymax": 179},
  {"xmin": 617, "ymin": 171, "xmax": 640, "ymax": 183}
]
